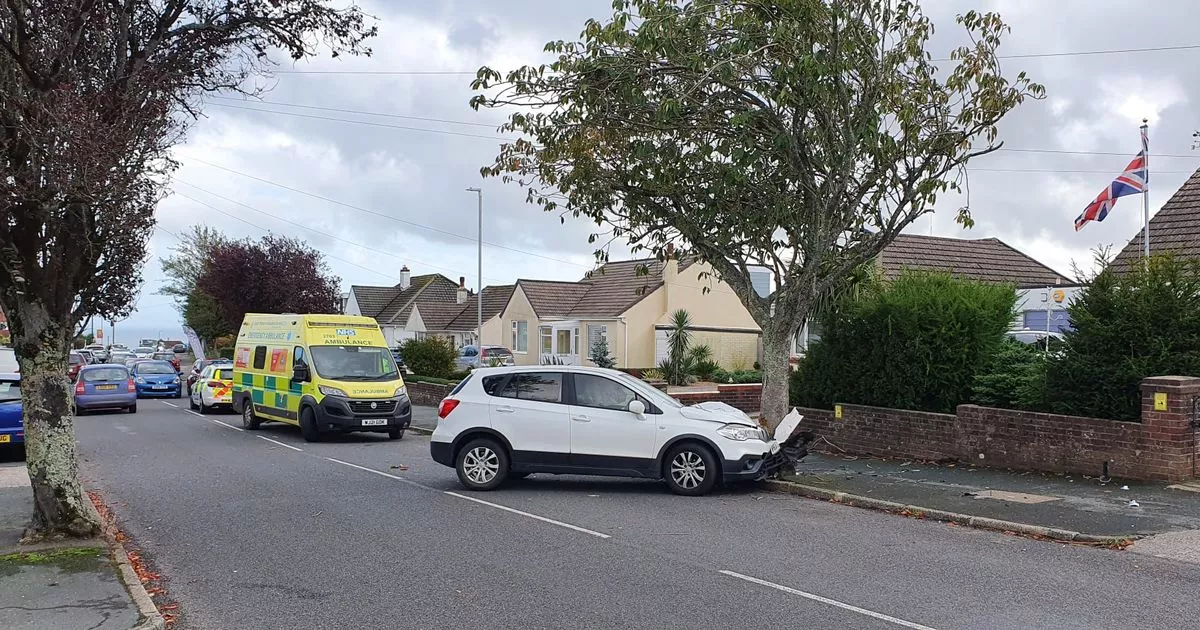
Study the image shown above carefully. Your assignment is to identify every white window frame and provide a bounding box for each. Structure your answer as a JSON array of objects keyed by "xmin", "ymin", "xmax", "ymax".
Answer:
[{"xmin": 511, "ymin": 320, "xmax": 529, "ymax": 353}]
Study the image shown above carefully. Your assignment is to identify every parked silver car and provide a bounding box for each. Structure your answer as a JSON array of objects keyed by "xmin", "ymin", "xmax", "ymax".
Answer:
[{"xmin": 455, "ymin": 345, "xmax": 515, "ymax": 370}]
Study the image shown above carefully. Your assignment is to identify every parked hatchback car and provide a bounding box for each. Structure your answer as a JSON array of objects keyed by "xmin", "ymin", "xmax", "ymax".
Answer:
[
  {"xmin": 430, "ymin": 366, "xmax": 782, "ymax": 495},
  {"xmin": 74, "ymin": 365, "xmax": 136, "ymax": 414},
  {"xmin": 0, "ymin": 373, "xmax": 24, "ymax": 447},
  {"xmin": 130, "ymin": 361, "xmax": 181, "ymax": 398},
  {"xmin": 455, "ymin": 345, "xmax": 516, "ymax": 370}
]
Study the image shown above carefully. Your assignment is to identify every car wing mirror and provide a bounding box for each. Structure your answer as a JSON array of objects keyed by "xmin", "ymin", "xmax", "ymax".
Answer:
[
  {"xmin": 292, "ymin": 363, "xmax": 310, "ymax": 383},
  {"xmin": 628, "ymin": 399, "xmax": 646, "ymax": 418}
]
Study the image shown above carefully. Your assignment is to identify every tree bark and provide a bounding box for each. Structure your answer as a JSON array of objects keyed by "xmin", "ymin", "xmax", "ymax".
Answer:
[
  {"xmin": 13, "ymin": 300, "xmax": 100, "ymax": 539},
  {"xmin": 759, "ymin": 324, "xmax": 794, "ymax": 430}
]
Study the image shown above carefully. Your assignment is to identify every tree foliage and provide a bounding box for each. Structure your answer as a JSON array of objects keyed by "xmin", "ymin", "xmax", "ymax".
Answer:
[
  {"xmin": 971, "ymin": 338, "xmax": 1047, "ymax": 411},
  {"xmin": 1046, "ymin": 254, "xmax": 1200, "ymax": 420},
  {"xmin": 183, "ymin": 290, "xmax": 232, "ymax": 345},
  {"xmin": 0, "ymin": 1, "xmax": 374, "ymax": 537},
  {"xmin": 196, "ymin": 234, "xmax": 341, "ymax": 329},
  {"xmin": 400, "ymin": 337, "xmax": 458, "ymax": 379},
  {"xmin": 662, "ymin": 309, "xmax": 692, "ymax": 386},
  {"xmin": 160, "ymin": 225, "xmax": 230, "ymax": 314},
  {"xmin": 471, "ymin": 0, "xmax": 1042, "ymax": 425},
  {"xmin": 589, "ymin": 337, "xmax": 616, "ymax": 369},
  {"xmin": 790, "ymin": 271, "xmax": 1016, "ymax": 413}
]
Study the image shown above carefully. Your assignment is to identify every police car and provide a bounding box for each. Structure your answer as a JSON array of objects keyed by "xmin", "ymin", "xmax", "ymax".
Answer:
[{"xmin": 189, "ymin": 363, "xmax": 234, "ymax": 413}]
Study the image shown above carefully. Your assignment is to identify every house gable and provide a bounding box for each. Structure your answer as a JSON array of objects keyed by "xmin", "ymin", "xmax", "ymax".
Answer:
[{"xmin": 1110, "ymin": 167, "xmax": 1200, "ymax": 273}]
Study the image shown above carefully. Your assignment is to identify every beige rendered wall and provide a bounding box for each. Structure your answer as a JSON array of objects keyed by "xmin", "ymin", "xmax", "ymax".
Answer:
[
  {"xmin": 689, "ymin": 330, "xmax": 760, "ymax": 370},
  {"xmin": 663, "ymin": 261, "xmax": 760, "ymax": 330},
  {"xmin": 619, "ymin": 285, "xmax": 667, "ymax": 368},
  {"xmin": 491, "ymin": 285, "xmax": 540, "ymax": 365}
]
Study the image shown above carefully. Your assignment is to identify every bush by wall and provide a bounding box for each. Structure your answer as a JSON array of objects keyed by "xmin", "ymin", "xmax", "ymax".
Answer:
[
  {"xmin": 971, "ymin": 338, "xmax": 1047, "ymax": 410},
  {"xmin": 399, "ymin": 337, "xmax": 458, "ymax": 379},
  {"xmin": 1045, "ymin": 254, "xmax": 1200, "ymax": 420},
  {"xmin": 790, "ymin": 271, "xmax": 1016, "ymax": 414}
]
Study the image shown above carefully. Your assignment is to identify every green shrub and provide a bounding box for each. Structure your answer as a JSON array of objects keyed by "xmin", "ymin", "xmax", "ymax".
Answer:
[
  {"xmin": 971, "ymin": 338, "xmax": 1047, "ymax": 410},
  {"xmin": 590, "ymin": 337, "xmax": 616, "ymax": 369},
  {"xmin": 728, "ymin": 370, "xmax": 762, "ymax": 384},
  {"xmin": 641, "ymin": 368, "xmax": 664, "ymax": 381},
  {"xmin": 405, "ymin": 374, "xmax": 460, "ymax": 385},
  {"xmin": 399, "ymin": 337, "xmax": 458, "ymax": 379},
  {"xmin": 1046, "ymin": 254, "xmax": 1200, "ymax": 420},
  {"xmin": 790, "ymin": 270, "xmax": 1016, "ymax": 413}
]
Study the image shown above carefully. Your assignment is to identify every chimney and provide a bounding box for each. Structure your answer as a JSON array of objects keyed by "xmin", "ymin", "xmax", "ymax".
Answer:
[
  {"xmin": 663, "ymin": 245, "xmax": 679, "ymax": 315},
  {"xmin": 457, "ymin": 276, "xmax": 468, "ymax": 304},
  {"xmin": 399, "ymin": 266, "xmax": 411, "ymax": 290}
]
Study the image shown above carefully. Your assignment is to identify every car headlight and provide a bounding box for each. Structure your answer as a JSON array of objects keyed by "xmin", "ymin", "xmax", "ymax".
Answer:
[
  {"xmin": 135, "ymin": 377, "xmax": 145, "ymax": 384},
  {"xmin": 717, "ymin": 424, "xmax": 768, "ymax": 441},
  {"xmin": 318, "ymin": 385, "xmax": 348, "ymax": 398},
  {"xmin": 172, "ymin": 377, "xmax": 180, "ymax": 384},
  {"xmin": 394, "ymin": 385, "xmax": 408, "ymax": 398}
]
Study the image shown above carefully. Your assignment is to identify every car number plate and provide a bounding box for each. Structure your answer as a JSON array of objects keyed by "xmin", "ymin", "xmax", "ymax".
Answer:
[
  {"xmin": 361, "ymin": 418, "xmax": 387, "ymax": 426},
  {"xmin": 96, "ymin": 384, "xmax": 117, "ymax": 391},
  {"xmin": 769, "ymin": 441, "xmax": 781, "ymax": 455},
  {"xmin": 0, "ymin": 435, "xmax": 9, "ymax": 443}
]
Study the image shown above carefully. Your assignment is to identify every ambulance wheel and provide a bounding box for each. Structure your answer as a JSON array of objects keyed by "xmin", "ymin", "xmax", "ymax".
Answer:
[
  {"xmin": 387, "ymin": 427, "xmax": 403, "ymax": 440},
  {"xmin": 241, "ymin": 400, "xmax": 261, "ymax": 430},
  {"xmin": 299, "ymin": 406, "xmax": 322, "ymax": 442}
]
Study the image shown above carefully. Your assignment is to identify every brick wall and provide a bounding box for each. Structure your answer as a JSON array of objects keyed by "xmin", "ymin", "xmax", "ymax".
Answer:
[
  {"xmin": 670, "ymin": 383, "xmax": 762, "ymax": 413},
  {"xmin": 407, "ymin": 381, "xmax": 455, "ymax": 407},
  {"xmin": 794, "ymin": 375, "xmax": 1200, "ymax": 481}
]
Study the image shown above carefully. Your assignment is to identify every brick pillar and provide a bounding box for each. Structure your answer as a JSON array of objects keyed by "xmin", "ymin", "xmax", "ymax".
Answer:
[{"xmin": 1139, "ymin": 376, "xmax": 1200, "ymax": 481}]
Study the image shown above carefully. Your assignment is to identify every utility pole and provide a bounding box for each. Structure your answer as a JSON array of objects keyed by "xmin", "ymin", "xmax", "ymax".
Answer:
[{"xmin": 466, "ymin": 187, "xmax": 483, "ymax": 347}]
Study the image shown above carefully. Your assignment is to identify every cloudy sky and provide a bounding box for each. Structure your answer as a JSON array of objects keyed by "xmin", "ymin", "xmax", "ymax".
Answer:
[{"xmin": 103, "ymin": 0, "xmax": 1200, "ymax": 346}]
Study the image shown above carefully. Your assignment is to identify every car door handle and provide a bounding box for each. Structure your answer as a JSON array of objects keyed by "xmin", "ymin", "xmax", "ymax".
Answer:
[
  {"xmin": 572, "ymin": 415, "xmax": 590, "ymax": 422},
  {"xmin": 494, "ymin": 406, "xmax": 515, "ymax": 413}
]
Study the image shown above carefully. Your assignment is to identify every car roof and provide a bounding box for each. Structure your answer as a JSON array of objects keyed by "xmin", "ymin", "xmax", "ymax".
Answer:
[
  {"xmin": 80, "ymin": 363, "xmax": 126, "ymax": 370},
  {"xmin": 469, "ymin": 365, "xmax": 627, "ymax": 377}
]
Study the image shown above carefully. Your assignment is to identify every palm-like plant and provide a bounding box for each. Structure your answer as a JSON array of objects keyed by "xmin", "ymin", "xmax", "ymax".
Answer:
[{"xmin": 665, "ymin": 309, "xmax": 693, "ymax": 385}]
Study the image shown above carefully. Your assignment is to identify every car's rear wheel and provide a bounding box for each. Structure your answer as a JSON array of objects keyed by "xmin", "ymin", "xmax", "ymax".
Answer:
[
  {"xmin": 241, "ymin": 400, "xmax": 261, "ymax": 430},
  {"xmin": 127, "ymin": 403, "xmax": 137, "ymax": 414},
  {"xmin": 664, "ymin": 442, "xmax": 719, "ymax": 496},
  {"xmin": 456, "ymin": 438, "xmax": 508, "ymax": 491},
  {"xmin": 189, "ymin": 394, "xmax": 199, "ymax": 411},
  {"xmin": 198, "ymin": 397, "xmax": 209, "ymax": 414},
  {"xmin": 299, "ymin": 406, "xmax": 322, "ymax": 442}
]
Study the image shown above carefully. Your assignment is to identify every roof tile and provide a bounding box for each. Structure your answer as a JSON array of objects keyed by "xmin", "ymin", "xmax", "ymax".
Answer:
[
  {"xmin": 878, "ymin": 234, "xmax": 1071, "ymax": 288},
  {"xmin": 1110, "ymin": 167, "xmax": 1200, "ymax": 273}
]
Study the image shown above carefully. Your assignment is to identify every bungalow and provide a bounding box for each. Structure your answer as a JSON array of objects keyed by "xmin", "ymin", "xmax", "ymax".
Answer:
[
  {"xmin": 794, "ymin": 233, "xmax": 1077, "ymax": 354},
  {"xmin": 484, "ymin": 257, "xmax": 761, "ymax": 369},
  {"xmin": 1109, "ymin": 167, "xmax": 1200, "ymax": 272}
]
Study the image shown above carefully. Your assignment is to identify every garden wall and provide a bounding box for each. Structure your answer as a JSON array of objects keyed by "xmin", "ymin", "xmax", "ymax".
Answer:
[
  {"xmin": 667, "ymin": 383, "xmax": 762, "ymax": 414},
  {"xmin": 407, "ymin": 381, "xmax": 455, "ymax": 407},
  {"xmin": 795, "ymin": 376, "xmax": 1199, "ymax": 481}
]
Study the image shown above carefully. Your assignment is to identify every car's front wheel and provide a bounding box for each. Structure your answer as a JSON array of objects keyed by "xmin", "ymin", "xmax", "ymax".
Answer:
[
  {"xmin": 664, "ymin": 442, "xmax": 718, "ymax": 496},
  {"xmin": 455, "ymin": 438, "xmax": 508, "ymax": 491}
]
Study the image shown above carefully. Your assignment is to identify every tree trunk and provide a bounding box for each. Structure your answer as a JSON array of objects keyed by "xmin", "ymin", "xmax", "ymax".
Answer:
[
  {"xmin": 13, "ymin": 304, "xmax": 101, "ymax": 539},
  {"xmin": 759, "ymin": 325, "xmax": 794, "ymax": 430}
]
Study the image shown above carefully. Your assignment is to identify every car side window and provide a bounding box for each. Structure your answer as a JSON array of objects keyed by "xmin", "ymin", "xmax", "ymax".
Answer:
[
  {"xmin": 252, "ymin": 346, "xmax": 267, "ymax": 370},
  {"xmin": 572, "ymin": 374, "xmax": 639, "ymax": 412},
  {"xmin": 481, "ymin": 375, "xmax": 507, "ymax": 396},
  {"xmin": 293, "ymin": 346, "xmax": 307, "ymax": 367},
  {"xmin": 497, "ymin": 372, "xmax": 562, "ymax": 403}
]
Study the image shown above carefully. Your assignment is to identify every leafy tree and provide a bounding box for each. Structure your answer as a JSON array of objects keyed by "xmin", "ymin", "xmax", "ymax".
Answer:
[
  {"xmin": 0, "ymin": 1, "xmax": 374, "ymax": 537},
  {"xmin": 160, "ymin": 226, "xmax": 230, "ymax": 314},
  {"xmin": 1046, "ymin": 254, "xmax": 1200, "ymax": 420},
  {"xmin": 589, "ymin": 337, "xmax": 616, "ymax": 369},
  {"xmin": 471, "ymin": 0, "xmax": 1042, "ymax": 426},
  {"xmin": 196, "ymin": 235, "xmax": 341, "ymax": 329},
  {"xmin": 791, "ymin": 271, "xmax": 1016, "ymax": 413},
  {"xmin": 183, "ymin": 290, "xmax": 233, "ymax": 347},
  {"xmin": 400, "ymin": 337, "xmax": 458, "ymax": 379}
]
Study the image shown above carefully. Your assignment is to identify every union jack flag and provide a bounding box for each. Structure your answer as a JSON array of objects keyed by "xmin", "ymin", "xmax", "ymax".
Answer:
[{"xmin": 1074, "ymin": 128, "xmax": 1149, "ymax": 231}]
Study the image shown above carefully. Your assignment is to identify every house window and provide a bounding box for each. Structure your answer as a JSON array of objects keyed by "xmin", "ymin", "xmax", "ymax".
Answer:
[
  {"xmin": 540, "ymin": 326, "xmax": 552, "ymax": 354},
  {"xmin": 586, "ymin": 325, "xmax": 607, "ymax": 358},
  {"xmin": 556, "ymin": 328, "xmax": 576, "ymax": 355},
  {"xmin": 511, "ymin": 320, "xmax": 528, "ymax": 353}
]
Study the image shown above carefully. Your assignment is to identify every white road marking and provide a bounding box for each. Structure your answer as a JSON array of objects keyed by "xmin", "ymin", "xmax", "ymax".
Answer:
[
  {"xmin": 719, "ymin": 570, "xmax": 940, "ymax": 630},
  {"xmin": 185, "ymin": 410, "xmax": 244, "ymax": 432},
  {"xmin": 324, "ymin": 457, "xmax": 429, "ymax": 489},
  {"xmin": 444, "ymin": 491, "xmax": 611, "ymax": 539},
  {"xmin": 257, "ymin": 435, "xmax": 302, "ymax": 452},
  {"xmin": 160, "ymin": 401, "xmax": 178, "ymax": 408}
]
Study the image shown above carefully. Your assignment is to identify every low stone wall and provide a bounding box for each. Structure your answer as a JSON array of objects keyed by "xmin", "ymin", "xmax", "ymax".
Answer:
[
  {"xmin": 669, "ymin": 383, "xmax": 763, "ymax": 414},
  {"xmin": 795, "ymin": 375, "xmax": 1200, "ymax": 481},
  {"xmin": 407, "ymin": 381, "xmax": 455, "ymax": 407}
]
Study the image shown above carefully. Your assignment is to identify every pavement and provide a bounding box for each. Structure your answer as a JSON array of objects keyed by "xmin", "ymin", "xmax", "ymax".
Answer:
[
  {"xmin": 0, "ymin": 450, "xmax": 138, "ymax": 630},
  {"xmin": 70, "ymin": 400, "xmax": 1200, "ymax": 630},
  {"xmin": 789, "ymin": 452, "xmax": 1200, "ymax": 539}
]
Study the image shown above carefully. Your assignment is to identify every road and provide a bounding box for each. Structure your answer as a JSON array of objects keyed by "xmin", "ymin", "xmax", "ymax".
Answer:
[{"xmin": 75, "ymin": 401, "xmax": 1200, "ymax": 630}]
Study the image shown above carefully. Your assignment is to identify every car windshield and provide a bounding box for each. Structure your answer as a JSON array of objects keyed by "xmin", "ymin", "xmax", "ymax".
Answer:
[
  {"xmin": 111, "ymin": 353, "xmax": 133, "ymax": 361},
  {"xmin": 70, "ymin": 353, "xmax": 85, "ymax": 365},
  {"xmin": 609, "ymin": 371, "xmax": 683, "ymax": 409},
  {"xmin": 0, "ymin": 380, "xmax": 19, "ymax": 402},
  {"xmin": 153, "ymin": 353, "xmax": 174, "ymax": 361},
  {"xmin": 309, "ymin": 346, "xmax": 398, "ymax": 381},
  {"xmin": 82, "ymin": 367, "xmax": 128, "ymax": 382},
  {"xmin": 482, "ymin": 348, "xmax": 513, "ymax": 358},
  {"xmin": 137, "ymin": 362, "xmax": 174, "ymax": 375}
]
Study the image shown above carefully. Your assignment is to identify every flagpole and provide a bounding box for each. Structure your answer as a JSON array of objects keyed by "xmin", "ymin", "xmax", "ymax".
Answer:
[{"xmin": 1142, "ymin": 119, "xmax": 1150, "ymax": 258}]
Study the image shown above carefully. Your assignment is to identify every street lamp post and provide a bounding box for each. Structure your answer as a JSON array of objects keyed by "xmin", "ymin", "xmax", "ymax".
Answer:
[{"xmin": 466, "ymin": 187, "xmax": 483, "ymax": 347}]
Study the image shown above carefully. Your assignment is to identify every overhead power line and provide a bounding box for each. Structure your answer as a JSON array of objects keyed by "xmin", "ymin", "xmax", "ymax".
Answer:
[
  {"xmin": 182, "ymin": 157, "xmax": 593, "ymax": 270},
  {"xmin": 208, "ymin": 96, "xmax": 500, "ymax": 129},
  {"xmin": 950, "ymin": 42, "xmax": 1200, "ymax": 61},
  {"xmin": 969, "ymin": 167, "xmax": 1195, "ymax": 175},
  {"xmin": 207, "ymin": 102, "xmax": 512, "ymax": 141},
  {"xmin": 272, "ymin": 69, "xmax": 475, "ymax": 75},
  {"xmin": 998, "ymin": 148, "xmax": 1199, "ymax": 159}
]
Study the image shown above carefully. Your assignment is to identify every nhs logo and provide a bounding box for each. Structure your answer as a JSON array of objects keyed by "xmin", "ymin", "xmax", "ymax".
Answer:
[{"xmin": 335, "ymin": 328, "xmax": 357, "ymax": 336}]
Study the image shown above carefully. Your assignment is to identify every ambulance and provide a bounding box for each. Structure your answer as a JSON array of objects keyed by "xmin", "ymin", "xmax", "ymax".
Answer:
[{"xmin": 231, "ymin": 314, "xmax": 411, "ymax": 441}]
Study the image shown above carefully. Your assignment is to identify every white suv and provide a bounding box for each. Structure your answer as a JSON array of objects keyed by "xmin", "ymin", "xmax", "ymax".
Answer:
[{"xmin": 430, "ymin": 365, "xmax": 783, "ymax": 496}]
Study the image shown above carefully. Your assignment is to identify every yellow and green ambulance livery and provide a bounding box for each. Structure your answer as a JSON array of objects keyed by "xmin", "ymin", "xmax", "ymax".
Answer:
[{"xmin": 232, "ymin": 313, "xmax": 411, "ymax": 441}]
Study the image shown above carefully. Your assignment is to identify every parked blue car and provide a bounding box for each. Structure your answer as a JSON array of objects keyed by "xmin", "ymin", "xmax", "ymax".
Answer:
[
  {"xmin": 130, "ymin": 360, "xmax": 181, "ymax": 399},
  {"xmin": 75, "ymin": 365, "xmax": 137, "ymax": 413},
  {"xmin": 0, "ymin": 372, "xmax": 23, "ymax": 445}
]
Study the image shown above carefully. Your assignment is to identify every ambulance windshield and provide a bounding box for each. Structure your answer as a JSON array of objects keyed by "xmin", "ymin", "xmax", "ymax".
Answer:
[{"xmin": 310, "ymin": 346, "xmax": 399, "ymax": 381}]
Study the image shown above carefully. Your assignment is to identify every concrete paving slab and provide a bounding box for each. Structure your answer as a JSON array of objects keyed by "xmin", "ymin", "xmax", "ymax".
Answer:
[{"xmin": 0, "ymin": 548, "xmax": 137, "ymax": 630}]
